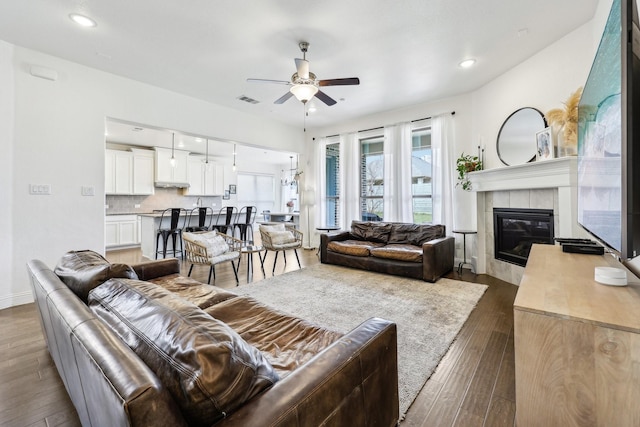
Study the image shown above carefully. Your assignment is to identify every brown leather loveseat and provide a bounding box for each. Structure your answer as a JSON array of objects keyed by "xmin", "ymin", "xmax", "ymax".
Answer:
[
  {"xmin": 321, "ymin": 221, "xmax": 454, "ymax": 282},
  {"xmin": 28, "ymin": 250, "xmax": 399, "ymax": 426}
]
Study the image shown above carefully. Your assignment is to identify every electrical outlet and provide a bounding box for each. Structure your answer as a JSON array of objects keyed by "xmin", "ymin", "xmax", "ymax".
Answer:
[{"xmin": 29, "ymin": 184, "xmax": 51, "ymax": 195}]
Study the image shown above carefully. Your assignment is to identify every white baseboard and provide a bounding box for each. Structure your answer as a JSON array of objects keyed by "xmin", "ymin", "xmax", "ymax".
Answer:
[{"xmin": 0, "ymin": 291, "xmax": 34, "ymax": 310}]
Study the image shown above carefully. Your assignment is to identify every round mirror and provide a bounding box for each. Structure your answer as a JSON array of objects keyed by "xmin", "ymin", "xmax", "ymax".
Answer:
[{"xmin": 497, "ymin": 107, "xmax": 547, "ymax": 166}]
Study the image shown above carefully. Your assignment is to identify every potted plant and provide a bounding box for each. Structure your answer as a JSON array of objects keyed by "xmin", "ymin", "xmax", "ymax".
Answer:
[
  {"xmin": 286, "ymin": 199, "xmax": 295, "ymax": 212},
  {"xmin": 456, "ymin": 153, "xmax": 482, "ymax": 191}
]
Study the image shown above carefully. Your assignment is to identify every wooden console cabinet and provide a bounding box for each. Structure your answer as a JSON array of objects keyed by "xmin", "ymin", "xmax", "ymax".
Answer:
[{"xmin": 514, "ymin": 244, "xmax": 640, "ymax": 426}]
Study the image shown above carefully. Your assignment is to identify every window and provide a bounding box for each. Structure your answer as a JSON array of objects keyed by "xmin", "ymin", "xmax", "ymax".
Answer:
[
  {"xmin": 237, "ymin": 173, "xmax": 275, "ymax": 215},
  {"xmin": 412, "ymin": 128, "xmax": 432, "ymax": 223},
  {"xmin": 325, "ymin": 143, "xmax": 340, "ymax": 227},
  {"xmin": 360, "ymin": 136, "xmax": 384, "ymax": 221}
]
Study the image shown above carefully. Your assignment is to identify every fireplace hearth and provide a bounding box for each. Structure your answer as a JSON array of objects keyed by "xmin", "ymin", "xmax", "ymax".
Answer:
[{"xmin": 494, "ymin": 208, "xmax": 554, "ymax": 266}]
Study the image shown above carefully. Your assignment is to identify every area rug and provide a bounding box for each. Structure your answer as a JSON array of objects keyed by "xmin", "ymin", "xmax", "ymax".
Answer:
[{"xmin": 234, "ymin": 264, "xmax": 488, "ymax": 416}]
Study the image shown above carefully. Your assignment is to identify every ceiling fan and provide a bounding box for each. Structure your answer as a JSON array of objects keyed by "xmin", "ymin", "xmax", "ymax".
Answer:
[{"xmin": 247, "ymin": 41, "xmax": 360, "ymax": 106}]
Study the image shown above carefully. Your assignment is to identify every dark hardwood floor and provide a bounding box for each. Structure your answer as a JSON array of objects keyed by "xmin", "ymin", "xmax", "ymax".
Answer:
[{"xmin": 1, "ymin": 243, "xmax": 517, "ymax": 426}]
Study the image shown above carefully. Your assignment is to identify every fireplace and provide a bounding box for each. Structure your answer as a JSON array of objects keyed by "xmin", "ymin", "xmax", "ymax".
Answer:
[{"xmin": 494, "ymin": 208, "xmax": 554, "ymax": 266}]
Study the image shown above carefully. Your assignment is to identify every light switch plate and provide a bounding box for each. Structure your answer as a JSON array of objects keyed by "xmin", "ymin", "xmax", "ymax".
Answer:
[
  {"xmin": 30, "ymin": 184, "xmax": 51, "ymax": 195},
  {"xmin": 81, "ymin": 186, "xmax": 95, "ymax": 196}
]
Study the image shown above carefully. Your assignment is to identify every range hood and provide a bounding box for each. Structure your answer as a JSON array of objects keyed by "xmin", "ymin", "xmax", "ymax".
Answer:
[{"xmin": 154, "ymin": 181, "xmax": 190, "ymax": 189}]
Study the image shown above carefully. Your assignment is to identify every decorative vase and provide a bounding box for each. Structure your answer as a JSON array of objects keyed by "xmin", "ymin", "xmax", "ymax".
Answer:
[
  {"xmin": 553, "ymin": 123, "xmax": 578, "ymax": 157},
  {"xmin": 288, "ymin": 206, "xmax": 293, "ymax": 213}
]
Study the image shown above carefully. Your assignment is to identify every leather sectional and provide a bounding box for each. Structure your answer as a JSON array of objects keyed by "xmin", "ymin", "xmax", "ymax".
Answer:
[
  {"xmin": 320, "ymin": 221, "xmax": 455, "ymax": 282},
  {"xmin": 28, "ymin": 250, "xmax": 399, "ymax": 426}
]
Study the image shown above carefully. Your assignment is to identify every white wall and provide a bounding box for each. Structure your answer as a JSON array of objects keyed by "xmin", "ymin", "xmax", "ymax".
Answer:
[
  {"xmin": 0, "ymin": 41, "xmax": 15, "ymax": 306},
  {"xmin": 472, "ymin": 21, "xmax": 597, "ymax": 170},
  {"xmin": 3, "ymin": 46, "xmax": 301, "ymax": 309}
]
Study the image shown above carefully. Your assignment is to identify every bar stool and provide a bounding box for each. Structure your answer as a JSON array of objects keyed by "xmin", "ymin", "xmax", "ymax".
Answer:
[
  {"xmin": 185, "ymin": 207, "xmax": 214, "ymax": 232},
  {"xmin": 155, "ymin": 208, "xmax": 187, "ymax": 259},
  {"xmin": 233, "ymin": 206, "xmax": 257, "ymax": 244},
  {"xmin": 211, "ymin": 206, "xmax": 237, "ymax": 235}
]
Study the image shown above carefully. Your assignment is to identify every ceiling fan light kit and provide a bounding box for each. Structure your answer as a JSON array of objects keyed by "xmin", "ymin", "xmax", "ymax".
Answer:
[
  {"xmin": 248, "ymin": 41, "xmax": 360, "ymax": 106},
  {"xmin": 290, "ymin": 83, "xmax": 318, "ymax": 103}
]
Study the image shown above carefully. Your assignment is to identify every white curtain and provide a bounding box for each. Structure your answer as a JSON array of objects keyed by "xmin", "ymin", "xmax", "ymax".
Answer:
[
  {"xmin": 431, "ymin": 114, "xmax": 456, "ymax": 234},
  {"xmin": 315, "ymin": 137, "xmax": 328, "ymax": 229},
  {"xmin": 339, "ymin": 132, "xmax": 360, "ymax": 230},
  {"xmin": 383, "ymin": 122, "xmax": 414, "ymax": 222}
]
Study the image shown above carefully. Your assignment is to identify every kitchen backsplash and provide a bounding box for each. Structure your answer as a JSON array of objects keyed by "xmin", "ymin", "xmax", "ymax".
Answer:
[{"xmin": 106, "ymin": 188, "xmax": 224, "ymax": 214}]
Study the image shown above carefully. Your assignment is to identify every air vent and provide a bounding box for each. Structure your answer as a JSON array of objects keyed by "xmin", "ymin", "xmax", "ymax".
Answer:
[{"xmin": 237, "ymin": 95, "xmax": 260, "ymax": 104}]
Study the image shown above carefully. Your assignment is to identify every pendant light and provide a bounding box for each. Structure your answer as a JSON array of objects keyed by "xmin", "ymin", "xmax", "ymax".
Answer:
[
  {"xmin": 204, "ymin": 138, "xmax": 210, "ymax": 171},
  {"xmin": 232, "ymin": 143, "xmax": 237, "ymax": 172},
  {"xmin": 170, "ymin": 133, "xmax": 176, "ymax": 168}
]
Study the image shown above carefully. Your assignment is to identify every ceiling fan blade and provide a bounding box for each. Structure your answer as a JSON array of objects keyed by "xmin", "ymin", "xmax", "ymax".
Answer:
[
  {"xmin": 294, "ymin": 58, "xmax": 309, "ymax": 79},
  {"xmin": 318, "ymin": 77, "xmax": 360, "ymax": 87},
  {"xmin": 315, "ymin": 90, "xmax": 337, "ymax": 106},
  {"xmin": 274, "ymin": 91, "xmax": 294, "ymax": 104},
  {"xmin": 247, "ymin": 78, "xmax": 291, "ymax": 85}
]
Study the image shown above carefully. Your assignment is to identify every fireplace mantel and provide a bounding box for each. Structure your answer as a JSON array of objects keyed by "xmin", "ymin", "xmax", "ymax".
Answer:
[
  {"xmin": 468, "ymin": 157, "xmax": 577, "ymax": 192},
  {"xmin": 469, "ymin": 156, "xmax": 582, "ymax": 285}
]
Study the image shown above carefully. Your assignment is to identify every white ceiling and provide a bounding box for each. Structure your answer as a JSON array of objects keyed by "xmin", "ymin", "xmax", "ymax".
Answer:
[
  {"xmin": 0, "ymin": 1, "xmax": 598, "ymax": 132},
  {"xmin": 105, "ymin": 118, "xmax": 297, "ymax": 166}
]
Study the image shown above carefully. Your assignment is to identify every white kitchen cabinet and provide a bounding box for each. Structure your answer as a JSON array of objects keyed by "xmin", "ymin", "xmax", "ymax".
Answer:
[
  {"xmin": 105, "ymin": 149, "xmax": 133, "ymax": 195},
  {"xmin": 186, "ymin": 155, "xmax": 224, "ymax": 196},
  {"xmin": 155, "ymin": 147, "xmax": 189, "ymax": 184},
  {"xmin": 132, "ymin": 149, "xmax": 154, "ymax": 195},
  {"xmin": 211, "ymin": 163, "xmax": 224, "ymax": 195},
  {"xmin": 105, "ymin": 215, "xmax": 139, "ymax": 248},
  {"xmin": 187, "ymin": 156, "xmax": 205, "ymax": 195}
]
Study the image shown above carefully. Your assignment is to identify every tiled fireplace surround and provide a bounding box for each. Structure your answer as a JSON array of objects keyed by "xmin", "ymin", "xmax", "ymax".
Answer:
[{"xmin": 468, "ymin": 157, "xmax": 585, "ymax": 285}]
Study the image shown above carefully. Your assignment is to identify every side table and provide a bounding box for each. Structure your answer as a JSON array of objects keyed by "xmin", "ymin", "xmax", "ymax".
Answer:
[
  {"xmin": 452, "ymin": 230, "xmax": 477, "ymax": 275},
  {"xmin": 315, "ymin": 226, "xmax": 341, "ymax": 255},
  {"xmin": 237, "ymin": 245, "xmax": 265, "ymax": 282}
]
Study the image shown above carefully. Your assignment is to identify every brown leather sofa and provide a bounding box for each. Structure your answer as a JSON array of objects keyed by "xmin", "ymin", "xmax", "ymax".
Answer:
[
  {"xmin": 27, "ymin": 251, "xmax": 399, "ymax": 427},
  {"xmin": 321, "ymin": 221, "xmax": 454, "ymax": 282}
]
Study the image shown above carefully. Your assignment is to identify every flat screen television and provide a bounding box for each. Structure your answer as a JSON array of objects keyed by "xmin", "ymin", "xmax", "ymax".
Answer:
[{"xmin": 577, "ymin": 0, "xmax": 640, "ymax": 263}]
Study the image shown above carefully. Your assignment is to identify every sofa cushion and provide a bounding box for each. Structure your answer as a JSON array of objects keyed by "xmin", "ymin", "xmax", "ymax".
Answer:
[
  {"xmin": 370, "ymin": 244, "xmax": 423, "ymax": 262},
  {"xmin": 327, "ymin": 239, "xmax": 385, "ymax": 257},
  {"xmin": 388, "ymin": 223, "xmax": 445, "ymax": 246},
  {"xmin": 54, "ymin": 250, "xmax": 138, "ymax": 303},
  {"xmin": 351, "ymin": 221, "xmax": 392, "ymax": 243},
  {"xmin": 204, "ymin": 296, "xmax": 343, "ymax": 379},
  {"xmin": 88, "ymin": 279, "xmax": 279, "ymax": 427},
  {"xmin": 149, "ymin": 273, "xmax": 237, "ymax": 309}
]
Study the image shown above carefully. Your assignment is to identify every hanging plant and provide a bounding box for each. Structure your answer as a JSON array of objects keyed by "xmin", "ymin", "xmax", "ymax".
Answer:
[{"xmin": 456, "ymin": 153, "xmax": 482, "ymax": 191}]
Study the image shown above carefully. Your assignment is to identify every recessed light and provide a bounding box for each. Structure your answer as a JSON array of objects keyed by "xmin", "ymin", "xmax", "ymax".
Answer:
[
  {"xmin": 308, "ymin": 106, "xmax": 317, "ymax": 113},
  {"xmin": 459, "ymin": 58, "xmax": 476, "ymax": 68},
  {"xmin": 69, "ymin": 13, "xmax": 97, "ymax": 28}
]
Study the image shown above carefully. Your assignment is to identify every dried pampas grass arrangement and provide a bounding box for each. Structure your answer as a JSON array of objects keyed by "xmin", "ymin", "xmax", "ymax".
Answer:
[{"xmin": 545, "ymin": 87, "xmax": 583, "ymax": 150}]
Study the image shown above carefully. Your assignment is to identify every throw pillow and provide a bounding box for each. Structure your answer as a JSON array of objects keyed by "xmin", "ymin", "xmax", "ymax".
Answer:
[
  {"xmin": 260, "ymin": 223, "xmax": 286, "ymax": 233},
  {"xmin": 89, "ymin": 279, "xmax": 279, "ymax": 427},
  {"xmin": 268, "ymin": 230, "xmax": 296, "ymax": 245},
  {"xmin": 184, "ymin": 231, "xmax": 230, "ymax": 257},
  {"xmin": 54, "ymin": 250, "xmax": 138, "ymax": 303}
]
